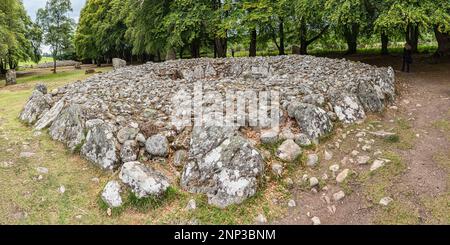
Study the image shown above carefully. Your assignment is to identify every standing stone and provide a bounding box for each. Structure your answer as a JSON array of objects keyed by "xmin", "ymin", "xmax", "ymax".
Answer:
[
  {"xmin": 19, "ymin": 86, "xmax": 52, "ymax": 125},
  {"xmin": 5, "ymin": 69, "xmax": 16, "ymax": 85},
  {"xmin": 49, "ymin": 104, "xmax": 85, "ymax": 152},
  {"xmin": 81, "ymin": 119, "xmax": 118, "ymax": 170},
  {"xmin": 112, "ymin": 58, "xmax": 126, "ymax": 69},
  {"xmin": 34, "ymin": 99, "xmax": 65, "ymax": 130}
]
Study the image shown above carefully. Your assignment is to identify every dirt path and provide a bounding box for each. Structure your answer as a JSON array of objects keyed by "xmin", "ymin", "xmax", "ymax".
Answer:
[{"xmin": 276, "ymin": 56, "xmax": 450, "ymax": 225}]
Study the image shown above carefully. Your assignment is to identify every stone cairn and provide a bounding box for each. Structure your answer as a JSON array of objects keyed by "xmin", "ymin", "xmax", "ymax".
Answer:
[{"xmin": 19, "ymin": 55, "xmax": 396, "ymax": 209}]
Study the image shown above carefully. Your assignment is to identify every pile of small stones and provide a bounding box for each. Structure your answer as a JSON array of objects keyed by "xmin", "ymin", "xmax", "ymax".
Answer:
[{"xmin": 19, "ymin": 55, "xmax": 395, "ymax": 209}]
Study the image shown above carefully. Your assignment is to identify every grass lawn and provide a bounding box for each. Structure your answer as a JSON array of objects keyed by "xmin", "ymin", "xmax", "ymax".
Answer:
[{"xmin": 18, "ymin": 57, "xmax": 54, "ymax": 67}]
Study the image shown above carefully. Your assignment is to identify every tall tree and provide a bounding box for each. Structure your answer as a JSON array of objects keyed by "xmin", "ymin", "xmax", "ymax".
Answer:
[
  {"xmin": 293, "ymin": 0, "xmax": 329, "ymax": 55},
  {"xmin": 0, "ymin": 0, "xmax": 35, "ymax": 74},
  {"xmin": 37, "ymin": 0, "xmax": 74, "ymax": 73},
  {"xmin": 242, "ymin": 0, "xmax": 273, "ymax": 57},
  {"xmin": 326, "ymin": 0, "xmax": 369, "ymax": 54}
]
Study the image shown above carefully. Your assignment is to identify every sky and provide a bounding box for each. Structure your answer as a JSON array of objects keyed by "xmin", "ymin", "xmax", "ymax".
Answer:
[
  {"xmin": 23, "ymin": 0, "xmax": 87, "ymax": 22},
  {"xmin": 23, "ymin": 0, "xmax": 87, "ymax": 54}
]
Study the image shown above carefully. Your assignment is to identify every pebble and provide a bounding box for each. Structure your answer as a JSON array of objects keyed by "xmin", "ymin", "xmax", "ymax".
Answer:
[
  {"xmin": 311, "ymin": 216, "xmax": 321, "ymax": 225},
  {"xmin": 333, "ymin": 191, "xmax": 345, "ymax": 201},
  {"xmin": 324, "ymin": 150, "xmax": 333, "ymax": 161},
  {"xmin": 288, "ymin": 199, "xmax": 296, "ymax": 207},
  {"xmin": 307, "ymin": 154, "xmax": 319, "ymax": 167},
  {"xmin": 255, "ymin": 214, "xmax": 267, "ymax": 223},
  {"xmin": 309, "ymin": 177, "xmax": 319, "ymax": 187},
  {"xmin": 328, "ymin": 205, "xmax": 336, "ymax": 214},
  {"xmin": 59, "ymin": 185, "xmax": 66, "ymax": 194},
  {"xmin": 357, "ymin": 155, "xmax": 370, "ymax": 165},
  {"xmin": 19, "ymin": 152, "xmax": 35, "ymax": 158},
  {"xmin": 186, "ymin": 199, "xmax": 197, "ymax": 211},
  {"xmin": 370, "ymin": 159, "xmax": 386, "ymax": 171},
  {"xmin": 271, "ymin": 163, "xmax": 284, "ymax": 177},
  {"xmin": 379, "ymin": 197, "xmax": 393, "ymax": 206},
  {"xmin": 36, "ymin": 167, "xmax": 49, "ymax": 174},
  {"xmin": 351, "ymin": 150, "xmax": 359, "ymax": 156},
  {"xmin": 329, "ymin": 164, "xmax": 340, "ymax": 173},
  {"xmin": 336, "ymin": 169, "xmax": 350, "ymax": 183}
]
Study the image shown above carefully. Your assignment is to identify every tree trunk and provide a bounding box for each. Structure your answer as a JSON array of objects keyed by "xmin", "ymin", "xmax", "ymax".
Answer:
[
  {"xmin": 215, "ymin": 36, "xmax": 227, "ymax": 58},
  {"xmin": 381, "ymin": 31, "xmax": 389, "ymax": 55},
  {"xmin": 249, "ymin": 29, "xmax": 257, "ymax": 57},
  {"xmin": 53, "ymin": 56, "xmax": 57, "ymax": 74},
  {"xmin": 343, "ymin": 24, "xmax": 359, "ymax": 55},
  {"xmin": 299, "ymin": 19, "xmax": 307, "ymax": 55},
  {"xmin": 278, "ymin": 20, "xmax": 285, "ymax": 55},
  {"xmin": 406, "ymin": 24, "xmax": 419, "ymax": 53},
  {"xmin": 0, "ymin": 59, "xmax": 6, "ymax": 74},
  {"xmin": 190, "ymin": 38, "xmax": 201, "ymax": 58},
  {"xmin": 434, "ymin": 26, "xmax": 450, "ymax": 57}
]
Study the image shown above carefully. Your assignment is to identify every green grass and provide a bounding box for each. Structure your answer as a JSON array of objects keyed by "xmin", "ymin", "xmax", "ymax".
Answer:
[{"xmin": 18, "ymin": 57, "xmax": 54, "ymax": 67}]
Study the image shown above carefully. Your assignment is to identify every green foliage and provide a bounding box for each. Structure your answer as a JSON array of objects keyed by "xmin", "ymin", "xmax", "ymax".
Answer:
[
  {"xmin": 36, "ymin": 0, "xmax": 75, "ymax": 71},
  {"xmin": 0, "ymin": 0, "xmax": 39, "ymax": 72},
  {"xmin": 71, "ymin": 0, "xmax": 450, "ymax": 60}
]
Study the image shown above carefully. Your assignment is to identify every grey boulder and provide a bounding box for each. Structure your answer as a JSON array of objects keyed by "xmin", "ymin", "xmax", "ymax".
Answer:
[
  {"xmin": 119, "ymin": 161, "xmax": 170, "ymax": 198},
  {"xmin": 81, "ymin": 119, "xmax": 118, "ymax": 170},
  {"xmin": 181, "ymin": 126, "xmax": 264, "ymax": 208},
  {"xmin": 145, "ymin": 134, "xmax": 169, "ymax": 157},
  {"xmin": 288, "ymin": 102, "xmax": 333, "ymax": 141},
  {"xmin": 49, "ymin": 103, "xmax": 85, "ymax": 151},
  {"xmin": 101, "ymin": 180, "xmax": 123, "ymax": 208}
]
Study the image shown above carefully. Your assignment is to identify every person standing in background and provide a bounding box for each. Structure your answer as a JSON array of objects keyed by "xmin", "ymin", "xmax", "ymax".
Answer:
[{"xmin": 402, "ymin": 43, "xmax": 413, "ymax": 73}]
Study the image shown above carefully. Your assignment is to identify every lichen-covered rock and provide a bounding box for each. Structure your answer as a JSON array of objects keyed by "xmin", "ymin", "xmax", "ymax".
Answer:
[
  {"xmin": 49, "ymin": 104, "xmax": 85, "ymax": 151},
  {"xmin": 287, "ymin": 102, "xmax": 333, "ymax": 141},
  {"xmin": 329, "ymin": 92, "xmax": 366, "ymax": 123},
  {"xmin": 260, "ymin": 129, "xmax": 279, "ymax": 144},
  {"xmin": 120, "ymin": 140, "xmax": 138, "ymax": 162},
  {"xmin": 101, "ymin": 180, "xmax": 123, "ymax": 208},
  {"xmin": 35, "ymin": 99, "xmax": 65, "ymax": 130},
  {"xmin": 173, "ymin": 149, "xmax": 188, "ymax": 167},
  {"xmin": 276, "ymin": 139, "xmax": 302, "ymax": 162},
  {"xmin": 117, "ymin": 127, "xmax": 139, "ymax": 144},
  {"xmin": 81, "ymin": 119, "xmax": 118, "ymax": 170},
  {"xmin": 181, "ymin": 126, "xmax": 264, "ymax": 208},
  {"xmin": 119, "ymin": 161, "xmax": 170, "ymax": 198},
  {"xmin": 295, "ymin": 133, "xmax": 312, "ymax": 147},
  {"xmin": 20, "ymin": 85, "xmax": 52, "ymax": 125},
  {"xmin": 145, "ymin": 134, "xmax": 169, "ymax": 157}
]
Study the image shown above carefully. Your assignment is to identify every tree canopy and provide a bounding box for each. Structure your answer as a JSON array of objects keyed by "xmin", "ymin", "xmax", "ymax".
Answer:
[
  {"xmin": 0, "ymin": 0, "xmax": 41, "ymax": 73},
  {"xmin": 37, "ymin": 0, "xmax": 75, "ymax": 73}
]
